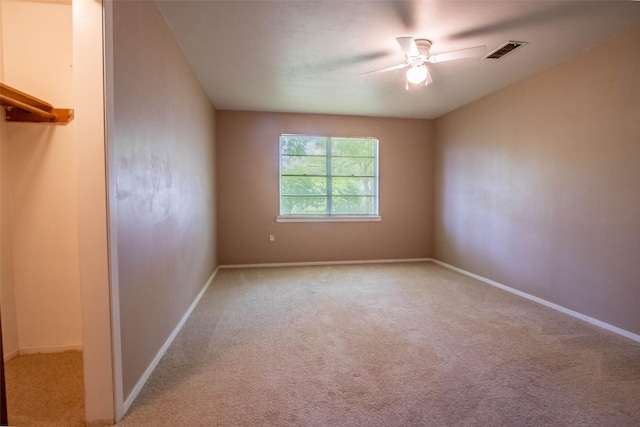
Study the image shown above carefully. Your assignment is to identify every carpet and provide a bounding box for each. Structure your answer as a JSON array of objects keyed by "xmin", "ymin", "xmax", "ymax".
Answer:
[
  {"xmin": 117, "ymin": 262, "xmax": 640, "ymax": 426},
  {"xmin": 5, "ymin": 351, "xmax": 85, "ymax": 426}
]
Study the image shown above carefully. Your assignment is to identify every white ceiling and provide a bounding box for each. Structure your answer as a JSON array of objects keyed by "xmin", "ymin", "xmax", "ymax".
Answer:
[{"xmin": 156, "ymin": 1, "xmax": 640, "ymax": 119}]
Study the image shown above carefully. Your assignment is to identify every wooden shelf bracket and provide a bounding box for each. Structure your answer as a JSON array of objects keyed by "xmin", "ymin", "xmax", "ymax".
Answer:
[{"xmin": 0, "ymin": 83, "xmax": 74, "ymax": 124}]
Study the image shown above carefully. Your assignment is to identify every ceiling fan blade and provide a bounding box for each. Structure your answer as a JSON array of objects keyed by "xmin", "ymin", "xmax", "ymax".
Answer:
[
  {"xmin": 396, "ymin": 37, "xmax": 419, "ymax": 57},
  {"xmin": 428, "ymin": 45, "xmax": 487, "ymax": 63},
  {"xmin": 358, "ymin": 62, "xmax": 409, "ymax": 77},
  {"xmin": 389, "ymin": 2, "xmax": 416, "ymax": 31}
]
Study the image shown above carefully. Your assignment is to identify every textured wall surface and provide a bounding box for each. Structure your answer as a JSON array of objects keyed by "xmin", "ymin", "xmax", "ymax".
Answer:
[
  {"xmin": 0, "ymin": 0, "xmax": 18, "ymax": 359},
  {"xmin": 216, "ymin": 111, "xmax": 434, "ymax": 265},
  {"xmin": 112, "ymin": 1, "xmax": 218, "ymax": 399},
  {"xmin": 1, "ymin": 0, "xmax": 82, "ymax": 353},
  {"xmin": 434, "ymin": 27, "xmax": 640, "ymax": 335}
]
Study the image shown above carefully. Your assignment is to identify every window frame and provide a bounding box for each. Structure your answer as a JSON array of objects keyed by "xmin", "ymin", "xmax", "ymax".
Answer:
[{"xmin": 277, "ymin": 134, "xmax": 381, "ymax": 223}]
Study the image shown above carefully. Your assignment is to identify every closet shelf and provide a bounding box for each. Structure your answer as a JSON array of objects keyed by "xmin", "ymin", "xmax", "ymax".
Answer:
[{"xmin": 0, "ymin": 83, "xmax": 74, "ymax": 124}]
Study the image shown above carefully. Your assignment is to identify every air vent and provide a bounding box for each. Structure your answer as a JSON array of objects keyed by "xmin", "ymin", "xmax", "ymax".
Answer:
[{"xmin": 483, "ymin": 41, "xmax": 527, "ymax": 59}]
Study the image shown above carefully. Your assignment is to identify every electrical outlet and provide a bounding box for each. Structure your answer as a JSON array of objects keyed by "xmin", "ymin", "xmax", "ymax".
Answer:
[{"xmin": 269, "ymin": 234, "xmax": 275, "ymax": 242}]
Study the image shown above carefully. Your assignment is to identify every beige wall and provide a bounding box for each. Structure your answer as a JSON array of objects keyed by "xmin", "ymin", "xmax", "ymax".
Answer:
[
  {"xmin": 216, "ymin": 111, "xmax": 434, "ymax": 265},
  {"xmin": 0, "ymin": 0, "xmax": 82, "ymax": 353},
  {"xmin": 112, "ymin": 0, "xmax": 218, "ymax": 401},
  {"xmin": 0, "ymin": 0, "xmax": 19, "ymax": 359},
  {"xmin": 433, "ymin": 27, "xmax": 640, "ymax": 336}
]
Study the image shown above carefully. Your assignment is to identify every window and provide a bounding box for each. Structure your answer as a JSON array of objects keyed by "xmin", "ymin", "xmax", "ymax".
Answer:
[{"xmin": 278, "ymin": 135, "xmax": 380, "ymax": 222}]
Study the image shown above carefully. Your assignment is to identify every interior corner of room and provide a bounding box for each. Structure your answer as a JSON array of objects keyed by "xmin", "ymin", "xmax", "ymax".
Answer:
[{"xmin": 1, "ymin": 0, "xmax": 640, "ymax": 425}]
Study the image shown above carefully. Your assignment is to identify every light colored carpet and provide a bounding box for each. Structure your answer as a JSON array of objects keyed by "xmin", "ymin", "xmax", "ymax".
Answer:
[
  {"xmin": 117, "ymin": 262, "xmax": 640, "ymax": 426},
  {"xmin": 5, "ymin": 351, "xmax": 85, "ymax": 426}
]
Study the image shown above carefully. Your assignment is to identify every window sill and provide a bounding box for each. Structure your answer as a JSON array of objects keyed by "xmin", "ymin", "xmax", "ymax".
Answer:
[{"xmin": 276, "ymin": 215, "xmax": 382, "ymax": 223}]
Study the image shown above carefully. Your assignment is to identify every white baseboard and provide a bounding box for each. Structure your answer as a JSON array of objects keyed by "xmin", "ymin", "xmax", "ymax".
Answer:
[
  {"xmin": 220, "ymin": 258, "xmax": 431, "ymax": 269},
  {"xmin": 4, "ymin": 343, "xmax": 83, "ymax": 361},
  {"xmin": 430, "ymin": 259, "xmax": 640, "ymax": 343},
  {"xmin": 122, "ymin": 267, "xmax": 219, "ymax": 413},
  {"xmin": 18, "ymin": 343, "xmax": 83, "ymax": 355},
  {"xmin": 3, "ymin": 348, "xmax": 19, "ymax": 362}
]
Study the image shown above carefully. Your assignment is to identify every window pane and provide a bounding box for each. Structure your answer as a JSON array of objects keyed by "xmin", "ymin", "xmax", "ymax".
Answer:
[
  {"xmin": 281, "ymin": 196, "xmax": 327, "ymax": 215},
  {"xmin": 331, "ymin": 138, "xmax": 376, "ymax": 157},
  {"xmin": 281, "ymin": 155, "xmax": 327, "ymax": 176},
  {"xmin": 280, "ymin": 135, "xmax": 327, "ymax": 155},
  {"xmin": 280, "ymin": 135, "xmax": 378, "ymax": 217},
  {"xmin": 281, "ymin": 176, "xmax": 326, "ymax": 195},
  {"xmin": 332, "ymin": 196, "xmax": 375, "ymax": 215},
  {"xmin": 331, "ymin": 157, "xmax": 375, "ymax": 177},
  {"xmin": 331, "ymin": 177, "xmax": 376, "ymax": 196}
]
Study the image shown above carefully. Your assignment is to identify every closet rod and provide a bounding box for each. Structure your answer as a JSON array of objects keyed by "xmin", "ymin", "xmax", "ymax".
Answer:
[{"xmin": 0, "ymin": 83, "xmax": 73, "ymax": 124}]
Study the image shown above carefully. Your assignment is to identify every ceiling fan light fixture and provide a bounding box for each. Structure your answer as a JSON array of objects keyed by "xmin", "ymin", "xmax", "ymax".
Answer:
[
  {"xmin": 406, "ymin": 64, "xmax": 428, "ymax": 84},
  {"xmin": 360, "ymin": 36, "xmax": 483, "ymax": 88}
]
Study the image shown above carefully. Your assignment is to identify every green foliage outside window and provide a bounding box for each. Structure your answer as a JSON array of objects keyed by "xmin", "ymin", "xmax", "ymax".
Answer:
[{"xmin": 280, "ymin": 135, "xmax": 379, "ymax": 216}]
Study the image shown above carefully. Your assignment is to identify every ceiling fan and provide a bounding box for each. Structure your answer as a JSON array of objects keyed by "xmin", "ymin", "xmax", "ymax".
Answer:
[{"xmin": 359, "ymin": 37, "xmax": 486, "ymax": 89}]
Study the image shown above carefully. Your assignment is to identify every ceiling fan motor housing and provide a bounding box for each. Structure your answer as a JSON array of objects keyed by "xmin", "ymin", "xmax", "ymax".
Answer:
[{"xmin": 415, "ymin": 39, "xmax": 432, "ymax": 58}]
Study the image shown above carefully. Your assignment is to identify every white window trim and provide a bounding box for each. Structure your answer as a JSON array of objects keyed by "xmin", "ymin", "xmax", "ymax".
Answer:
[
  {"xmin": 279, "ymin": 135, "xmax": 380, "ymax": 220},
  {"xmin": 276, "ymin": 215, "xmax": 382, "ymax": 223}
]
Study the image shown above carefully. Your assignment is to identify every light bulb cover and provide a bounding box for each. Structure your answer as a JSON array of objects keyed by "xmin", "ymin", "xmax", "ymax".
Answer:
[{"xmin": 406, "ymin": 65, "xmax": 428, "ymax": 84}]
